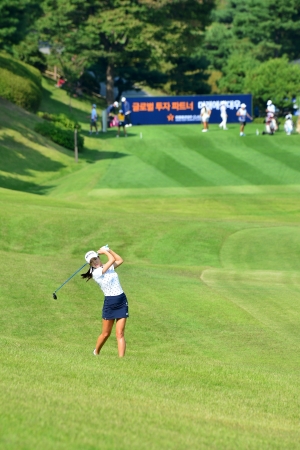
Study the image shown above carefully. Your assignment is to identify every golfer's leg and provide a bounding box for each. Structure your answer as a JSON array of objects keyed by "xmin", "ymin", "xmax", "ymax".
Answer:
[
  {"xmin": 95, "ymin": 319, "xmax": 114, "ymax": 354},
  {"xmin": 116, "ymin": 318, "xmax": 126, "ymax": 357}
]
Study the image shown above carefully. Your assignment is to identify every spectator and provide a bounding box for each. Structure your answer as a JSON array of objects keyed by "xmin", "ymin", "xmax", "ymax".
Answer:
[
  {"xmin": 90, "ymin": 104, "xmax": 98, "ymax": 135},
  {"xmin": 121, "ymin": 97, "xmax": 132, "ymax": 127},
  {"xmin": 284, "ymin": 113, "xmax": 293, "ymax": 135},
  {"xmin": 55, "ymin": 76, "xmax": 65, "ymax": 88},
  {"xmin": 266, "ymin": 100, "xmax": 278, "ymax": 131},
  {"xmin": 219, "ymin": 101, "xmax": 228, "ymax": 130},
  {"xmin": 116, "ymin": 110, "xmax": 127, "ymax": 138},
  {"xmin": 236, "ymin": 103, "xmax": 252, "ymax": 136},
  {"xmin": 200, "ymin": 105, "xmax": 211, "ymax": 132},
  {"xmin": 106, "ymin": 101, "xmax": 119, "ymax": 128}
]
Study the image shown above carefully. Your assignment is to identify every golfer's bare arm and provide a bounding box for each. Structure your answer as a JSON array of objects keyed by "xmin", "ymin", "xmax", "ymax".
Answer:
[
  {"xmin": 97, "ymin": 249, "xmax": 115, "ymax": 274},
  {"xmin": 109, "ymin": 249, "xmax": 123, "ymax": 268}
]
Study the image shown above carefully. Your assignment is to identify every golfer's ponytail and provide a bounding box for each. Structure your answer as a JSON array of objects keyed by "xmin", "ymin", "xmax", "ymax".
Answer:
[{"xmin": 81, "ymin": 267, "xmax": 93, "ymax": 282}]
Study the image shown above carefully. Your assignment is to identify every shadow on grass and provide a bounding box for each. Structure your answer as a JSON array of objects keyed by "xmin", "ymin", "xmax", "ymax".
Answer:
[
  {"xmin": 0, "ymin": 134, "xmax": 66, "ymax": 176},
  {"xmin": 0, "ymin": 174, "xmax": 52, "ymax": 195},
  {"xmin": 81, "ymin": 148, "xmax": 128, "ymax": 163},
  {"xmin": 82, "ymin": 130, "xmax": 138, "ymax": 140},
  {"xmin": 0, "ymin": 133, "xmax": 128, "ymax": 193}
]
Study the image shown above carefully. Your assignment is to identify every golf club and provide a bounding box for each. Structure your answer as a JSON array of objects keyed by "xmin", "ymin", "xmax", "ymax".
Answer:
[{"xmin": 52, "ymin": 262, "xmax": 88, "ymax": 299}]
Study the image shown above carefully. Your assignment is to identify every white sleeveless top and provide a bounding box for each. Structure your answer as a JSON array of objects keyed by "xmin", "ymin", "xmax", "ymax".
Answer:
[
  {"xmin": 237, "ymin": 108, "xmax": 247, "ymax": 122},
  {"xmin": 92, "ymin": 265, "xmax": 123, "ymax": 296}
]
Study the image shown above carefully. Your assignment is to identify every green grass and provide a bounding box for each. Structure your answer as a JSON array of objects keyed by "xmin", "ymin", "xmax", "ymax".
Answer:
[{"xmin": 1, "ymin": 81, "xmax": 300, "ymax": 449}]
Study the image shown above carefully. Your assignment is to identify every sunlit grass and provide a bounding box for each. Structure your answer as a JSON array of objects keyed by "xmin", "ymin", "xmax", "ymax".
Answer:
[{"xmin": 0, "ymin": 85, "xmax": 300, "ymax": 449}]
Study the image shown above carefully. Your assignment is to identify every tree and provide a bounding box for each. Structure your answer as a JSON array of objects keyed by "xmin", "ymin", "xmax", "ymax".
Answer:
[
  {"xmin": 217, "ymin": 52, "xmax": 259, "ymax": 93},
  {"xmin": 167, "ymin": 55, "xmax": 211, "ymax": 95},
  {"xmin": 0, "ymin": 0, "xmax": 39, "ymax": 50},
  {"xmin": 204, "ymin": 0, "xmax": 300, "ymax": 70},
  {"xmin": 12, "ymin": 0, "xmax": 46, "ymax": 73},
  {"xmin": 161, "ymin": 0, "xmax": 215, "ymax": 95},
  {"xmin": 37, "ymin": 0, "xmax": 215, "ymax": 104},
  {"xmin": 244, "ymin": 57, "xmax": 300, "ymax": 112},
  {"xmin": 37, "ymin": 0, "xmax": 92, "ymax": 99}
]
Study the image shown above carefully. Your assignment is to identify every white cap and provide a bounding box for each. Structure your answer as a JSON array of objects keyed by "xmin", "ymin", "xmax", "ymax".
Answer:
[
  {"xmin": 92, "ymin": 104, "xmax": 96, "ymax": 108},
  {"xmin": 221, "ymin": 100, "xmax": 226, "ymax": 105},
  {"xmin": 113, "ymin": 101, "xmax": 119, "ymax": 107},
  {"xmin": 121, "ymin": 97, "xmax": 126, "ymax": 102},
  {"xmin": 85, "ymin": 250, "xmax": 98, "ymax": 263},
  {"xmin": 267, "ymin": 100, "xmax": 272, "ymax": 106},
  {"xmin": 241, "ymin": 103, "xmax": 246, "ymax": 108}
]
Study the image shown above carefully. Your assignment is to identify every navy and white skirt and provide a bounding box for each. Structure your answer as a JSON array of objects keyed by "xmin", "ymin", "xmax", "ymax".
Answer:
[{"xmin": 102, "ymin": 292, "xmax": 129, "ymax": 320}]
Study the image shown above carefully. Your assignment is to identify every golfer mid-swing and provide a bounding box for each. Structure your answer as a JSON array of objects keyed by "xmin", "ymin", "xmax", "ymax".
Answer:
[{"xmin": 81, "ymin": 246, "xmax": 128, "ymax": 357}]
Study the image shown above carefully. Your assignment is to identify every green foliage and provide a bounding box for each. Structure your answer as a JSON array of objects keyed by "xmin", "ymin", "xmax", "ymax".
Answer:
[
  {"xmin": 231, "ymin": 0, "xmax": 300, "ymax": 60},
  {"xmin": 203, "ymin": 22, "xmax": 233, "ymax": 71},
  {"xmin": 252, "ymin": 117, "xmax": 266, "ymax": 124},
  {"xmin": 205, "ymin": 0, "xmax": 300, "ymax": 87},
  {"xmin": 37, "ymin": 0, "xmax": 215, "ymax": 103},
  {"xmin": 0, "ymin": 0, "xmax": 39, "ymax": 50},
  {"xmin": 34, "ymin": 121, "xmax": 84, "ymax": 152},
  {"xmin": 13, "ymin": 32, "xmax": 47, "ymax": 72},
  {"xmin": 244, "ymin": 57, "xmax": 300, "ymax": 111},
  {"xmin": 37, "ymin": 111, "xmax": 81, "ymax": 131},
  {"xmin": 217, "ymin": 53, "xmax": 259, "ymax": 93},
  {"xmin": 167, "ymin": 55, "xmax": 211, "ymax": 95},
  {"xmin": 0, "ymin": 52, "xmax": 42, "ymax": 111},
  {"xmin": 79, "ymin": 71, "xmax": 100, "ymax": 95}
]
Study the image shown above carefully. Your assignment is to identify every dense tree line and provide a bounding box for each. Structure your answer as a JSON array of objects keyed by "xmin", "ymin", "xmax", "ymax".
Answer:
[{"xmin": 1, "ymin": 0, "xmax": 300, "ymax": 109}]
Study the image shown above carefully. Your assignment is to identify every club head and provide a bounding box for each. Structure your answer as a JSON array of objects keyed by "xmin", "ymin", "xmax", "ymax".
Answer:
[{"xmin": 53, "ymin": 293, "xmax": 57, "ymax": 300}]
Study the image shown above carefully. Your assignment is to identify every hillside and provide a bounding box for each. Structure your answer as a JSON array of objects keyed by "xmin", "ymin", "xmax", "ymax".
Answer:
[{"xmin": 1, "ymin": 80, "xmax": 300, "ymax": 450}]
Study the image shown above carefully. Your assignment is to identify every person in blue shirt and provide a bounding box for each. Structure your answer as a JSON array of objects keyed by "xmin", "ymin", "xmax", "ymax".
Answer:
[{"xmin": 121, "ymin": 97, "xmax": 132, "ymax": 127}]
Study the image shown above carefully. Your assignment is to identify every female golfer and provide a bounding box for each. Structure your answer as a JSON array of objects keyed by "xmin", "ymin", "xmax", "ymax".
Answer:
[{"xmin": 81, "ymin": 246, "xmax": 128, "ymax": 357}]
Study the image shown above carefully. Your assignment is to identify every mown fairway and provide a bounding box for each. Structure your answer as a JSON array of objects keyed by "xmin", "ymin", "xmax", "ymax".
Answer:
[{"xmin": 0, "ymin": 82, "xmax": 300, "ymax": 449}]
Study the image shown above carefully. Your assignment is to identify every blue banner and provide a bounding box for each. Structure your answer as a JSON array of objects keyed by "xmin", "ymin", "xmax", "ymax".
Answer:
[{"xmin": 127, "ymin": 94, "xmax": 252, "ymax": 125}]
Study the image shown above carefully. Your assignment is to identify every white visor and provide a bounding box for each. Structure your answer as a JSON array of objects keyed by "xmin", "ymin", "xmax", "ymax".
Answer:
[{"xmin": 85, "ymin": 250, "xmax": 98, "ymax": 263}]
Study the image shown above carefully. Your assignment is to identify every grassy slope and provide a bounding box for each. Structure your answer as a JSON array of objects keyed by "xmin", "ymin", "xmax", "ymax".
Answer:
[{"xmin": 1, "ymin": 79, "xmax": 300, "ymax": 449}]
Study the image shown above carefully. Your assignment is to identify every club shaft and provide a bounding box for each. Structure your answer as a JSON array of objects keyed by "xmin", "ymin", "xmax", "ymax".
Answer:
[{"xmin": 54, "ymin": 262, "xmax": 88, "ymax": 293}]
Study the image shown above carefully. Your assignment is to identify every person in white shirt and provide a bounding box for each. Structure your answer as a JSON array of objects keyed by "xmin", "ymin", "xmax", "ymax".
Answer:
[
  {"xmin": 81, "ymin": 246, "xmax": 128, "ymax": 357},
  {"xmin": 284, "ymin": 113, "xmax": 293, "ymax": 135},
  {"xmin": 236, "ymin": 103, "xmax": 252, "ymax": 136},
  {"xmin": 219, "ymin": 100, "xmax": 228, "ymax": 130},
  {"xmin": 266, "ymin": 100, "xmax": 278, "ymax": 131},
  {"xmin": 90, "ymin": 104, "xmax": 98, "ymax": 135},
  {"xmin": 200, "ymin": 105, "xmax": 211, "ymax": 132}
]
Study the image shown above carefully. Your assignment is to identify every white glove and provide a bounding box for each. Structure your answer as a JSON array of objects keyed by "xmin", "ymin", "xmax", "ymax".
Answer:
[{"xmin": 100, "ymin": 244, "xmax": 110, "ymax": 251}]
